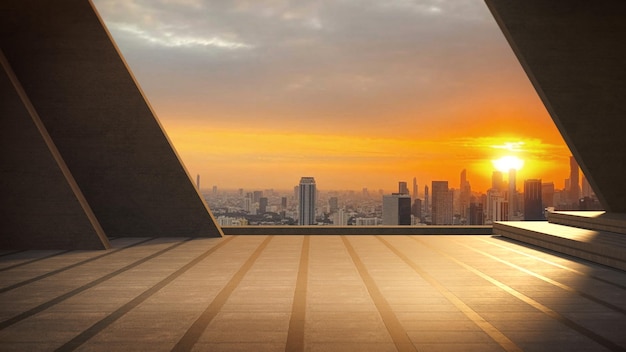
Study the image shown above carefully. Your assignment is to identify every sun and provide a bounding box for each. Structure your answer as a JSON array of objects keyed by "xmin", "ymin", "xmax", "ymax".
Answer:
[{"xmin": 492, "ymin": 155, "xmax": 524, "ymax": 173}]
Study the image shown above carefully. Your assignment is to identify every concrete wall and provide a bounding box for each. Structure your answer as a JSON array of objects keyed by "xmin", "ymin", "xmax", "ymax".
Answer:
[
  {"xmin": 485, "ymin": 0, "xmax": 626, "ymax": 213},
  {"xmin": 0, "ymin": 53, "xmax": 109, "ymax": 249},
  {"xmin": 0, "ymin": 0, "xmax": 222, "ymax": 248}
]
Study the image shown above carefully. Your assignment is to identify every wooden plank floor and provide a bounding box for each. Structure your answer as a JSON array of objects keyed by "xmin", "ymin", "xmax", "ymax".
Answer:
[{"xmin": 0, "ymin": 235, "xmax": 625, "ymax": 351}]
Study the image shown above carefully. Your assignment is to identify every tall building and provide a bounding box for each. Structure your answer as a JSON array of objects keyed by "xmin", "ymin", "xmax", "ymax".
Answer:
[
  {"xmin": 412, "ymin": 198, "xmax": 422, "ymax": 220},
  {"xmin": 487, "ymin": 189, "xmax": 509, "ymax": 222},
  {"xmin": 259, "ymin": 197, "xmax": 268, "ymax": 214},
  {"xmin": 382, "ymin": 193, "xmax": 411, "ymax": 225},
  {"xmin": 542, "ymin": 182, "xmax": 555, "ymax": 209},
  {"xmin": 524, "ymin": 179, "xmax": 544, "ymax": 220},
  {"xmin": 431, "ymin": 181, "xmax": 453, "ymax": 225},
  {"xmin": 328, "ymin": 197, "xmax": 339, "ymax": 213},
  {"xmin": 469, "ymin": 203, "xmax": 484, "ymax": 225},
  {"xmin": 298, "ymin": 177, "xmax": 316, "ymax": 225},
  {"xmin": 424, "ymin": 185, "xmax": 430, "ymax": 216},
  {"xmin": 569, "ymin": 156, "xmax": 581, "ymax": 204},
  {"xmin": 492, "ymin": 171, "xmax": 504, "ymax": 191},
  {"xmin": 196, "ymin": 174, "xmax": 200, "ymax": 189},
  {"xmin": 398, "ymin": 181, "xmax": 409, "ymax": 195},
  {"xmin": 459, "ymin": 169, "xmax": 471, "ymax": 219},
  {"xmin": 412, "ymin": 177, "xmax": 418, "ymax": 200},
  {"xmin": 508, "ymin": 168, "xmax": 517, "ymax": 220}
]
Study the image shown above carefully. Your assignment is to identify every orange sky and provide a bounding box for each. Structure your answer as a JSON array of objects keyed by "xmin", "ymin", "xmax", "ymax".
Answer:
[{"xmin": 94, "ymin": 0, "xmax": 573, "ymax": 193}]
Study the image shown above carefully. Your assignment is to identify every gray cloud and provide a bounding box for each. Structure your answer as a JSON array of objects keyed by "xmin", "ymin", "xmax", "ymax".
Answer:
[{"xmin": 93, "ymin": 0, "xmax": 523, "ymax": 133}]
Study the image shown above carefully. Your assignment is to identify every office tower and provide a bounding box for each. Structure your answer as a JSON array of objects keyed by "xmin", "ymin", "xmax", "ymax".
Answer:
[
  {"xmin": 298, "ymin": 177, "xmax": 316, "ymax": 225},
  {"xmin": 329, "ymin": 197, "xmax": 339, "ymax": 213},
  {"xmin": 508, "ymin": 168, "xmax": 516, "ymax": 220},
  {"xmin": 332, "ymin": 209, "xmax": 349, "ymax": 225},
  {"xmin": 460, "ymin": 169, "xmax": 471, "ymax": 219},
  {"xmin": 398, "ymin": 181, "xmax": 409, "ymax": 195},
  {"xmin": 542, "ymin": 182, "xmax": 555, "ymax": 209},
  {"xmin": 524, "ymin": 179, "xmax": 544, "ymax": 220},
  {"xmin": 492, "ymin": 171, "xmax": 504, "ymax": 191},
  {"xmin": 259, "ymin": 197, "xmax": 268, "ymax": 214},
  {"xmin": 469, "ymin": 203, "xmax": 484, "ymax": 225},
  {"xmin": 281, "ymin": 197, "xmax": 288, "ymax": 210},
  {"xmin": 212, "ymin": 185, "xmax": 218, "ymax": 196},
  {"xmin": 412, "ymin": 177, "xmax": 418, "ymax": 200},
  {"xmin": 486, "ymin": 188, "xmax": 508, "ymax": 222},
  {"xmin": 424, "ymin": 185, "xmax": 430, "ymax": 215},
  {"xmin": 362, "ymin": 188, "xmax": 369, "ymax": 198},
  {"xmin": 412, "ymin": 198, "xmax": 422, "ymax": 220},
  {"xmin": 382, "ymin": 193, "xmax": 411, "ymax": 225},
  {"xmin": 582, "ymin": 175, "xmax": 591, "ymax": 198},
  {"xmin": 238, "ymin": 188, "xmax": 244, "ymax": 197},
  {"xmin": 569, "ymin": 156, "xmax": 580, "ymax": 204},
  {"xmin": 196, "ymin": 174, "xmax": 200, "ymax": 189},
  {"xmin": 431, "ymin": 181, "xmax": 453, "ymax": 225},
  {"xmin": 253, "ymin": 190, "xmax": 263, "ymax": 203}
]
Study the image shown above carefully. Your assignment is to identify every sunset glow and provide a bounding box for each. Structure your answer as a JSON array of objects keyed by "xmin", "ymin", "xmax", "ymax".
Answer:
[
  {"xmin": 492, "ymin": 156, "xmax": 524, "ymax": 173},
  {"xmin": 93, "ymin": 0, "xmax": 573, "ymax": 192}
]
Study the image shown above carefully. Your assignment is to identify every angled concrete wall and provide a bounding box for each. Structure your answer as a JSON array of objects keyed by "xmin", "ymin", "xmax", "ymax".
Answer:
[
  {"xmin": 0, "ymin": 53, "xmax": 109, "ymax": 249},
  {"xmin": 485, "ymin": 0, "xmax": 626, "ymax": 213},
  {"xmin": 0, "ymin": 0, "xmax": 222, "ymax": 246}
]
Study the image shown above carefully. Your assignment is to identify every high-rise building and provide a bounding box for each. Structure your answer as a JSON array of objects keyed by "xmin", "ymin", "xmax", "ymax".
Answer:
[
  {"xmin": 492, "ymin": 171, "xmax": 504, "ymax": 191},
  {"xmin": 281, "ymin": 197, "xmax": 288, "ymax": 210},
  {"xmin": 460, "ymin": 169, "xmax": 471, "ymax": 219},
  {"xmin": 542, "ymin": 182, "xmax": 555, "ymax": 209},
  {"xmin": 411, "ymin": 198, "xmax": 422, "ymax": 221},
  {"xmin": 569, "ymin": 156, "xmax": 581, "ymax": 204},
  {"xmin": 253, "ymin": 190, "xmax": 263, "ymax": 203},
  {"xmin": 298, "ymin": 177, "xmax": 316, "ymax": 225},
  {"xmin": 382, "ymin": 193, "xmax": 411, "ymax": 225},
  {"xmin": 328, "ymin": 197, "xmax": 339, "ymax": 213},
  {"xmin": 212, "ymin": 185, "xmax": 218, "ymax": 196},
  {"xmin": 431, "ymin": 181, "xmax": 453, "ymax": 225},
  {"xmin": 259, "ymin": 197, "xmax": 268, "ymax": 214},
  {"xmin": 486, "ymin": 188, "xmax": 508, "ymax": 222},
  {"xmin": 398, "ymin": 181, "xmax": 409, "ymax": 195},
  {"xmin": 508, "ymin": 168, "xmax": 517, "ymax": 220},
  {"xmin": 196, "ymin": 174, "xmax": 200, "ymax": 189},
  {"xmin": 424, "ymin": 185, "xmax": 430, "ymax": 215},
  {"xmin": 524, "ymin": 179, "xmax": 544, "ymax": 220},
  {"xmin": 469, "ymin": 203, "xmax": 484, "ymax": 225},
  {"xmin": 412, "ymin": 177, "xmax": 418, "ymax": 200}
]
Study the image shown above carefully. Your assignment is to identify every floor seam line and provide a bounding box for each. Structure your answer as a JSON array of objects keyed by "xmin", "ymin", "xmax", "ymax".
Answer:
[
  {"xmin": 171, "ymin": 235, "xmax": 275, "ymax": 352},
  {"xmin": 53, "ymin": 236, "xmax": 237, "ymax": 352},
  {"xmin": 377, "ymin": 236, "xmax": 522, "ymax": 352},
  {"xmin": 0, "ymin": 238, "xmax": 191, "ymax": 331},
  {"xmin": 410, "ymin": 236, "xmax": 626, "ymax": 352},
  {"xmin": 285, "ymin": 236, "xmax": 310, "ymax": 352},
  {"xmin": 341, "ymin": 236, "xmax": 417, "ymax": 352},
  {"xmin": 0, "ymin": 237, "xmax": 157, "ymax": 294}
]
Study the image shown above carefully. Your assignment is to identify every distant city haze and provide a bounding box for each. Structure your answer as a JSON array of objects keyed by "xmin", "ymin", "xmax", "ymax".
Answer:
[{"xmin": 93, "ymin": 0, "xmax": 570, "ymax": 192}]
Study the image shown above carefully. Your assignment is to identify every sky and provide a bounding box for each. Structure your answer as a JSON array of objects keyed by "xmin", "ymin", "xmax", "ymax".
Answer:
[{"xmin": 92, "ymin": 0, "xmax": 572, "ymax": 193}]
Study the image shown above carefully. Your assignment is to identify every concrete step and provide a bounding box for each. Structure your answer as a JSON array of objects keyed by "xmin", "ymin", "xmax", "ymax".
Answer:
[
  {"xmin": 547, "ymin": 211, "xmax": 626, "ymax": 235},
  {"xmin": 493, "ymin": 221, "xmax": 626, "ymax": 271}
]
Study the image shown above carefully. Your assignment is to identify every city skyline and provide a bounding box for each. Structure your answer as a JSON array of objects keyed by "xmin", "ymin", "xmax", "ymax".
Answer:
[{"xmin": 93, "ymin": 0, "xmax": 572, "ymax": 192}]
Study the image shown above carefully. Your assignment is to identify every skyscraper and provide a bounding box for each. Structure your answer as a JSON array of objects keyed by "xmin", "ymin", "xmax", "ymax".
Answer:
[
  {"xmin": 424, "ymin": 185, "xmax": 430, "ymax": 216},
  {"xmin": 398, "ymin": 181, "xmax": 409, "ymax": 195},
  {"xmin": 492, "ymin": 171, "xmax": 504, "ymax": 191},
  {"xmin": 460, "ymin": 169, "xmax": 471, "ymax": 219},
  {"xmin": 469, "ymin": 203, "xmax": 484, "ymax": 225},
  {"xmin": 259, "ymin": 197, "xmax": 268, "ymax": 214},
  {"xmin": 431, "ymin": 181, "xmax": 453, "ymax": 225},
  {"xmin": 298, "ymin": 177, "xmax": 316, "ymax": 225},
  {"xmin": 508, "ymin": 168, "xmax": 516, "ymax": 220},
  {"xmin": 412, "ymin": 177, "xmax": 418, "ymax": 199},
  {"xmin": 383, "ymin": 193, "xmax": 411, "ymax": 225},
  {"xmin": 569, "ymin": 156, "xmax": 581, "ymax": 205},
  {"xmin": 524, "ymin": 179, "xmax": 544, "ymax": 220}
]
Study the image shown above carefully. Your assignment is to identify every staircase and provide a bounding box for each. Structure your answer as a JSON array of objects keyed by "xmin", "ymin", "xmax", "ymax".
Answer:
[{"xmin": 493, "ymin": 211, "xmax": 626, "ymax": 271}]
